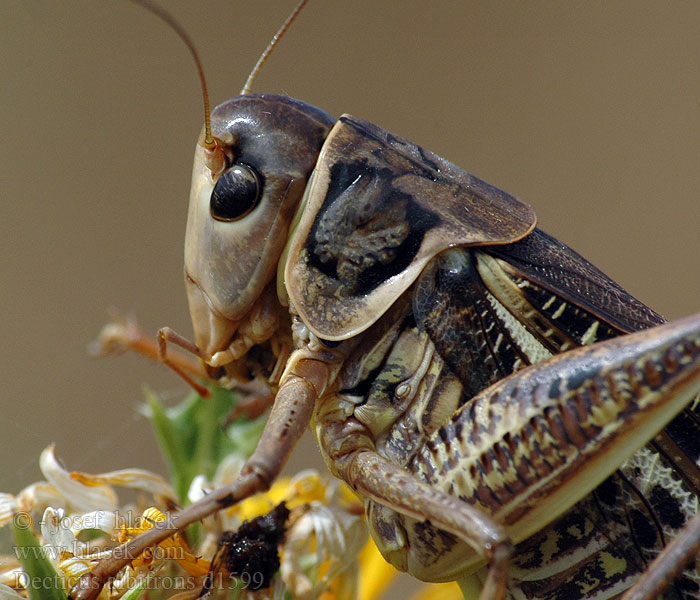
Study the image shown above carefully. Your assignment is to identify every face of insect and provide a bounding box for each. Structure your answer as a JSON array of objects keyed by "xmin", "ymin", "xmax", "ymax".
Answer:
[{"xmin": 184, "ymin": 94, "xmax": 333, "ymax": 363}]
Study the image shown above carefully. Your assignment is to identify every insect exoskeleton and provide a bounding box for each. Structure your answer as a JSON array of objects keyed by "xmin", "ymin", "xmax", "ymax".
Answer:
[
  {"xmin": 71, "ymin": 3, "xmax": 700, "ymax": 600},
  {"xmin": 135, "ymin": 86, "xmax": 700, "ymax": 600}
]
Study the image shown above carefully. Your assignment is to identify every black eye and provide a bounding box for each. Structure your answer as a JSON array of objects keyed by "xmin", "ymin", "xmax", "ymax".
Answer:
[{"xmin": 210, "ymin": 164, "xmax": 261, "ymax": 221}]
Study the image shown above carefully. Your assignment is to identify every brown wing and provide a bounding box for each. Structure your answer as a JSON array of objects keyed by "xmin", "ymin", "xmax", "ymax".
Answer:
[
  {"xmin": 487, "ymin": 228, "xmax": 665, "ymax": 334},
  {"xmin": 410, "ymin": 237, "xmax": 700, "ymax": 599},
  {"xmin": 284, "ymin": 114, "xmax": 536, "ymax": 340}
]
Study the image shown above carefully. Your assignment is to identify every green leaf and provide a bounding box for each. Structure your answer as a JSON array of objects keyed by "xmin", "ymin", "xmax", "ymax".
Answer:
[
  {"xmin": 120, "ymin": 576, "xmax": 149, "ymax": 600},
  {"xmin": 142, "ymin": 386, "xmax": 267, "ymax": 504},
  {"xmin": 143, "ymin": 388, "xmax": 192, "ymax": 502},
  {"xmin": 11, "ymin": 518, "xmax": 66, "ymax": 600}
]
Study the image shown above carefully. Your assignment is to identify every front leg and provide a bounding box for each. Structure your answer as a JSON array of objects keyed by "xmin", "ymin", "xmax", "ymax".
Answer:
[{"xmin": 70, "ymin": 352, "xmax": 331, "ymax": 600}]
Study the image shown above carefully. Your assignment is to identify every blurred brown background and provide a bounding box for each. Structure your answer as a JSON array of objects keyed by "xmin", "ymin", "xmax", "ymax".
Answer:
[{"xmin": 1, "ymin": 0, "xmax": 698, "ymax": 514}]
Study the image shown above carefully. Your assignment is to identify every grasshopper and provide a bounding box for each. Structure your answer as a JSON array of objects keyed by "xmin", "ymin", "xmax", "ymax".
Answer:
[{"xmin": 52, "ymin": 2, "xmax": 700, "ymax": 600}]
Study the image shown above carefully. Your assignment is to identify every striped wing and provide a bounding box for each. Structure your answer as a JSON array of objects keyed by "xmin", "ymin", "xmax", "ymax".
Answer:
[{"xmin": 412, "ymin": 230, "xmax": 700, "ymax": 599}]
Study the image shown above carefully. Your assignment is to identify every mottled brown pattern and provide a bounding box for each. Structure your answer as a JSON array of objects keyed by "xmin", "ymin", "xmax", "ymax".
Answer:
[{"xmin": 285, "ymin": 115, "xmax": 535, "ymax": 340}]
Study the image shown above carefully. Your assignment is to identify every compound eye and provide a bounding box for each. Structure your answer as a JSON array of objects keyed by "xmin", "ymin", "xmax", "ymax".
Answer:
[{"xmin": 210, "ymin": 164, "xmax": 261, "ymax": 221}]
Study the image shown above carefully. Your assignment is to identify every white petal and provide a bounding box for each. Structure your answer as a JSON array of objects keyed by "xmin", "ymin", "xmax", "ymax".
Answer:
[
  {"xmin": 0, "ymin": 569, "xmax": 23, "ymax": 590},
  {"xmin": 281, "ymin": 502, "xmax": 367, "ymax": 596},
  {"xmin": 70, "ymin": 469, "xmax": 177, "ymax": 503},
  {"xmin": 0, "ymin": 583, "xmax": 25, "ymax": 600},
  {"xmin": 314, "ymin": 510, "xmax": 367, "ymax": 592},
  {"xmin": 110, "ymin": 567, "xmax": 140, "ymax": 596},
  {"xmin": 67, "ymin": 510, "xmax": 118, "ymax": 536},
  {"xmin": 57, "ymin": 556, "xmax": 91, "ymax": 579},
  {"xmin": 41, "ymin": 508, "xmax": 79, "ymax": 561},
  {"xmin": 0, "ymin": 496, "xmax": 18, "ymax": 528},
  {"xmin": 293, "ymin": 504, "xmax": 348, "ymax": 563},
  {"xmin": 17, "ymin": 482, "xmax": 64, "ymax": 514},
  {"xmin": 39, "ymin": 447, "xmax": 117, "ymax": 512},
  {"xmin": 339, "ymin": 513, "xmax": 368, "ymax": 557},
  {"xmin": 212, "ymin": 453, "xmax": 246, "ymax": 487},
  {"xmin": 186, "ymin": 475, "xmax": 211, "ymax": 504}
]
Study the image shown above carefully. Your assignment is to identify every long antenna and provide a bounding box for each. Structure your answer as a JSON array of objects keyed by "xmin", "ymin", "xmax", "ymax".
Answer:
[
  {"xmin": 241, "ymin": 0, "xmax": 309, "ymax": 95},
  {"xmin": 127, "ymin": 0, "xmax": 214, "ymax": 147}
]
